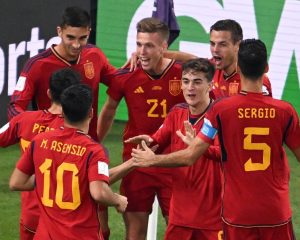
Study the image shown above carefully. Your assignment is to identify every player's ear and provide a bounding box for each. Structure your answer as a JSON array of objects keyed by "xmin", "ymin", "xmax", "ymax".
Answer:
[
  {"xmin": 162, "ymin": 40, "xmax": 168, "ymax": 52},
  {"xmin": 207, "ymin": 81, "xmax": 213, "ymax": 92},
  {"xmin": 264, "ymin": 63, "xmax": 269, "ymax": 73},
  {"xmin": 47, "ymin": 89, "xmax": 52, "ymax": 101},
  {"xmin": 57, "ymin": 26, "xmax": 62, "ymax": 37},
  {"xmin": 89, "ymin": 107, "xmax": 93, "ymax": 120}
]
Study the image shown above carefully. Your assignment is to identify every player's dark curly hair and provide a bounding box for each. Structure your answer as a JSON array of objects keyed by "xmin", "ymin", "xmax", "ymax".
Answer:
[
  {"xmin": 61, "ymin": 84, "xmax": 93, "ymax": 123},
  {"xmin": 60, "ymin": 6, "xmax": 91, "ymax": 28},
  {"xmin": 238, "ymin": 39, "xmax": 267, "ymax": 80},
  {"xmin": 49, "ymin": 68, "xmax": 81, "ymax": 104},
  {"xmin": 210, "ymin": 19, "xmax": 243, "ymax": 44},
  {"xmin": 182, "ymin": 58, "xmax": 215, "ymax": 82}
]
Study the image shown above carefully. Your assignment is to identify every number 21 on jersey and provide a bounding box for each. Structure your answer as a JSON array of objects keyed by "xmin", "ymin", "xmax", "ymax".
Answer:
[{"xmin": 147, "ymin": 99, "xmax": 167, "ymax": 118}]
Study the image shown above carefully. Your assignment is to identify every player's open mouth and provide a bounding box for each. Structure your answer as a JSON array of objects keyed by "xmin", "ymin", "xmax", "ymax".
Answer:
[
  {"xmin": 187, "ymin": 94, "xmax": 196, "ymax": 98},
  {"xmin": 140, "ymin": 58, "xmax": 150, "ymax": 64},
  {"xmin": 213, "ymin": 56, "xmax": 222, "ymax": 62}
]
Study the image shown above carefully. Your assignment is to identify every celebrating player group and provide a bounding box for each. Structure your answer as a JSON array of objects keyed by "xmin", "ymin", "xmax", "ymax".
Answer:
[{"xmin": 0, "ymin": 4, "xmax": 300, "ymax": 240}]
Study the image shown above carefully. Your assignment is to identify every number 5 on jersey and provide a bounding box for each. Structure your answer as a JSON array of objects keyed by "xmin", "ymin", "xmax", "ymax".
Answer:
[{"xmin": 243, "ymin": 127, "xmax": 271, "ymax": 171}]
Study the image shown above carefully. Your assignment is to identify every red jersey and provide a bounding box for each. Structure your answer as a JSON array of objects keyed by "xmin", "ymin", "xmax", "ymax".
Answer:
[
  {"xmin": 8, "ymin": 44, "xmax": 116, "ymax": 140},
  {"xmin": 107, "ymin": 60, "xmax": 184, "ymax": 173},
  {"xmin": 198, "ymin": 91, "xmax": 300, "ymax": 226},
  {"xmin": 16, "ymin": 127, "xmax": 110, "ymax": 240},
  {"xmin": 211, "ymin": 69, "xmax": 272, "ymax": 99},
  {"xmin": 151, "ymin": 103, "xmax": 222, "ymax": 230},
  {"xmin": 0, "ymin": 110, "xmax": 63, "ymax": 230}
]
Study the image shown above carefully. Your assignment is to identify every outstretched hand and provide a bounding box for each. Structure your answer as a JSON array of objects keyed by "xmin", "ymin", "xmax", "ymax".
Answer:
[
  {"xmin": 125, "ymin": 135, "xmax": 158, "ymax": 152},
  {"xmin": 176, "ymin": 120, "xmax": 196, "ymax": 145},
  {"xmin": 124, "ymin": 134, "xmax": 153, "ymax": 145},
  {"xmin": 131, "ymin": 141, "xmax": 156, "ymax": 167}
]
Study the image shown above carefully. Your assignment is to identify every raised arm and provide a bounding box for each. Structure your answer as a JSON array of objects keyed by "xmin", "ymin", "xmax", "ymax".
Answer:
[
  {"xmin": 163, "ymin": 50, "xmax": 198, "ymax": 63},
  {"xmin": 97, "ymin": 96, "xmax": 120, "ymax": 142},
  {"xmin": 8, "ymin": 69, "xmax": 37, "ymax": 120}
]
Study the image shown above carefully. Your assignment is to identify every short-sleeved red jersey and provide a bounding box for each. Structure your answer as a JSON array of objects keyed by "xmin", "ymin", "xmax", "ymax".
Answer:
[
  {"xmin": 16, "ymin": 127, "xmax": 109, "ymax": 239},
  {"xmin": 8, "ymin": 44, "xmax": 116, "ymax": 140},
  {"xmin": 152, "ymin": 103, "xmax": 222, "ymax": 230},
  {"xmin": 211, "ymin": 69, "xmax": 272, "ymax": 99},
  {"xmin": 0, "ymin": 110, "xmax": 63, "ymax": 230},
  {"xmin": 107, "ymin": 60, "xmax": 185, "ymax": 173},
  {"xmin": 198, "ymin": 91, "xmax": 300, "ymax": 226}
]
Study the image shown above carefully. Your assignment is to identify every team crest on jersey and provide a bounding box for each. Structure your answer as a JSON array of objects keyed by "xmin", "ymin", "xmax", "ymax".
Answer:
[
  {"xmin": 84, "ymin": 62, "xmax": 95, "ymax": 79},
  {"xmin": 229, "ymin": 82, "xmax": 239, "ymax": 96},
  {"xmin": 169, "ymin": 80, "xmax": 181, "ymax": 96}
]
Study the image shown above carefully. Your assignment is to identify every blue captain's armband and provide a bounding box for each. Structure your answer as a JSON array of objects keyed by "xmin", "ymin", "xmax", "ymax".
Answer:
[{"xmin": 201, "ymin": 118, "xmax": 217, "ymax": 139}]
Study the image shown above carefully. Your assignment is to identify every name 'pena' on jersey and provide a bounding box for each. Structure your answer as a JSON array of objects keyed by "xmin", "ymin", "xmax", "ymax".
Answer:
[
  {"xmin": 40, "ymin": 139, "xmax": 86, "ymax": 156},
  {"xmin": 32, "ymin": 123, "xmax": 55, "ymax": 134},
  {"xmin": 237, "ymin": 107, "xmax": 276, "ymax": 119}
]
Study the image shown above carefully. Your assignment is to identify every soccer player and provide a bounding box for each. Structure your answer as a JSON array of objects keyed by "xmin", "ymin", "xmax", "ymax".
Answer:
[
  {"xmin": 132, "ymin": 39, "xmax": 300, "ymax": 240},
  {"xmin": 97, "ymin": 17, "xmax": 185, "ymax": 240},
  {"xmin": 126, "ymin": 58, "xmax": 223, "ymax": 240},
  {"xmin": 9, "ymin": 84, "xmax": 128, "ymax": 240},
  {"xmin": 7, "ymin": 6, "xmax": 116, "ymax": 141},
  {"xmin": 166, "ymin": 19, "xmax": 272, "ymax": 99},
  {"xmin": 7, "ymin": 7, "xmax": 117, "ymax": 236},
  {"xmin": 0, "ymin": 68, "xmax": 81, "ymax": 240}
]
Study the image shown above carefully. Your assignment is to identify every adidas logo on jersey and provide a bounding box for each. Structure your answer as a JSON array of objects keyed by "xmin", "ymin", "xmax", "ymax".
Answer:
[{"xmin": 134, "ymin": 86, "xmax": 144, "ymax": 93}]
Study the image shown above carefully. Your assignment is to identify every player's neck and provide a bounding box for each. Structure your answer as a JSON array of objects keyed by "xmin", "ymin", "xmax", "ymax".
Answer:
[
  {"xmin": 48, "ymin": 103, "xmax": 62, "ymax": 115},
  {"xmin": 189, "ymin": 97, "xmax": 211, "ymax": 115},
  {"xmin": 223, "ymin": 63, "xmax": 236, "ymax": 77},
  {"xmin": 63, "ymin": 120, "xmax": 89, "ymax": 134},
  {"xmin": 241, "ymin": 76, "xmax": 264, "ymax": 93},
  {"xmin": 146, "ymin": 57, "xmax": 171, "ymax": 76},
  {"xmin": 54, "ymin": 44, "xmax": 78, "ymax": 62}
]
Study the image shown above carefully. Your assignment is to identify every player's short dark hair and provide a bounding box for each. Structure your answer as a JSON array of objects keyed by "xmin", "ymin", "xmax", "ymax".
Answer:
[
  {"xmin": 60, "ymin": 6, "xmax": 91, "ymax": 28},
  {"xmin": 137, "ymin": 17, "xmax": 170, "ymax": 42},
  {"xmin": 210, "ymin": 19, "xmax": 243, "ymax": 44},
  {"xmin": 238, "ymin": 39, "xmax": 267, "ymax": 80},
  {"xmin": 182, "ymin": 58, "xmax": 215, "ymax": 82},
  {"xmin": 49, "ymin": 68, "xmax": 81, "ymax": 104},
  {"xmin": 61, "ymin": 84, "xmax": 93, "ymax": 123}
]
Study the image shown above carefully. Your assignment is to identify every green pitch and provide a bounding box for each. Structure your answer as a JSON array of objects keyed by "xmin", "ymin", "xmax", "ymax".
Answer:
[{"xmin": 0, "ymin": 121, "xmax": 299, "ymax": 239}]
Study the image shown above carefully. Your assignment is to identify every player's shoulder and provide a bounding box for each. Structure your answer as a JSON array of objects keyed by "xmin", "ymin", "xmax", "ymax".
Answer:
[
  {"xmin": 164, "ymin": 59, "xmax": 182, "ymax": 72},
  {"xmin": 111, "ymin": 67, "xmax": 136, "ymax": 83},
  {"xmin": 115, "ymin": 67, "xmax": 132, "ymax": 76},
  {"xmin": 11, "ymin": 110, "xmax": 44, "ymax": 123},
  {"xmin": 270, "ymin": 97, "xmax": 296, "ymax": 112},
  {"xmin": 83, "ymin": 44, "xmax": 106, "ymax": 56},
  {"xmin": 212, "ymin": 96, "xmax": 230, "ymax": 106},
  {"xmin": 172, "ymin": 102, "xmax": 189, "ymax": 111},
  {"xmin": 172, "ymin": 59, "xmax": 183, "ymax": 68},
  {"xmin": 168, "ymin": 102, "xmax": 188, "ymax": 115},
  {"xmin": 81, "ymin": 135, "xmax": 109, "ymax": 156},
  {"xmin": 22, "ymin": 48, "xmax": 53, "ymax": 73}
]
